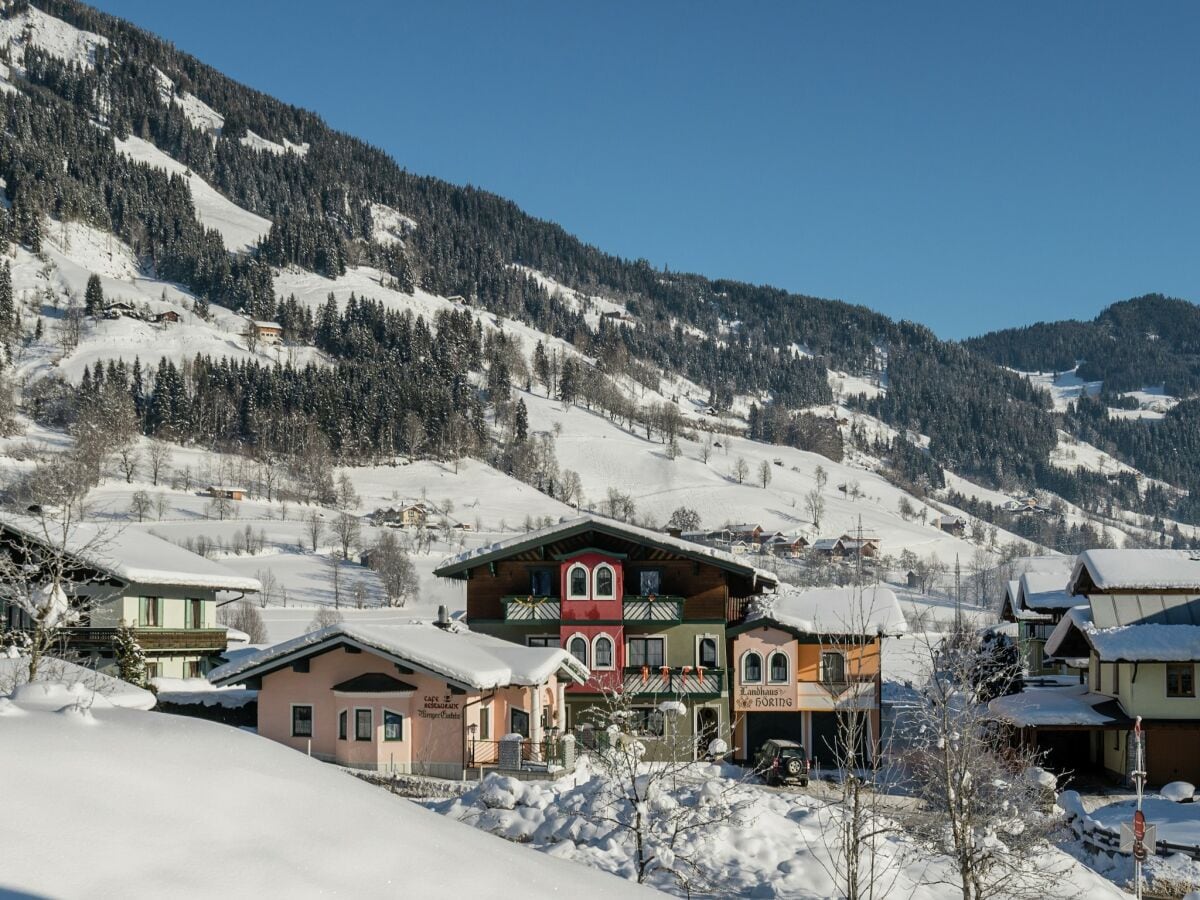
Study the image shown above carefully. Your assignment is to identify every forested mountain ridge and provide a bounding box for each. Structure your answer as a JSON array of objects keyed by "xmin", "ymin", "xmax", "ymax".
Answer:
[
  {"xmin": 0, "ymin": 0, "xmax": 1193, "ymax": 541},
  {"xmin": 967, "ymin": 294, "xmax": 1200, "ymax": 397}
]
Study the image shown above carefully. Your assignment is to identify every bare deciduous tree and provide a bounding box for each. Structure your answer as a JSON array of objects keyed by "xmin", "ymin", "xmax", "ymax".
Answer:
[
  {"xmin": 805, "ymin": 488, "xmax": 826, "ymax": 532},
  {"xmin": 304, "ymin": 510, "xmax": 325, "ymax": 552},
  {"xmin": 900, "ymin": 630, "xmax": 1070, "ymax": 900},
  {"xmin": 365, "ymin": 530, "xmax": 418, "ymax": 607},
  {"xmin": 0, "ymin": 461, "xmax": 108, "ymax": 681},
  {"xmin": 758, "ymin": 459, "xmax": 772, "ymax": 489},
  {"xmin": 146, "ymin": 440, "xmax": 173, "ymax": 487},
  {"xmin": 129, "ymin": 490, "xmax": 152, "ymax": 522},
  {"xmin": 218, "ymin": 600, "xmax": 266, "ymax": 643},
  {"xmin": 733, "ymin": 456, "xmax": 749, "ymax": 484},
  {"xmin": 580, "ymin": 689, "xmax": 753, "ymax": 893}
]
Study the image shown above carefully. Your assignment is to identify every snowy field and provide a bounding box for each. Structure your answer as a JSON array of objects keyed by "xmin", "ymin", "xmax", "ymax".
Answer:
[{"xmin": 0, "ymin": 699, "xmax": 648, "ymax": 899}]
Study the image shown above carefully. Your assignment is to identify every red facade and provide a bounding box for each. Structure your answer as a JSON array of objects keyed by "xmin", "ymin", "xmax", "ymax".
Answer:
[{"xmin": 558, "ymin": 552, "xmax": 624, "ymax": 693}]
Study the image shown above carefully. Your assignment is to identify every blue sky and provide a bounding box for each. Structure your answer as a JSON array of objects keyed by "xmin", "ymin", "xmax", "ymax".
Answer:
[{"xmin": 91, "ymin": 1, "xmax": 1200, "ymax": 338}]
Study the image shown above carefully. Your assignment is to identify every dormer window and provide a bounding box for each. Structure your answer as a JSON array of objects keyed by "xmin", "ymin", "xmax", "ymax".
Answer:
[
  {"xmin": 567, "ymin": 564, "xmax": 589, "ymax": 599},
  {"xmin": 594, "ymin": 564, "xmax": 615, "ymax": 599}
]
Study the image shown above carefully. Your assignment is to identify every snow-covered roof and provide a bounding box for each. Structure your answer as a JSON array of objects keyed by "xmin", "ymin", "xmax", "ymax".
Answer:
[
  {"xmin": 1020, "ymin": 571, "xmax": 1075, "ymax": 612},
  {"xmin": 251, "ymin": 320, "xmax": 282, "ymax": 329},
  {"xmin": 737, "ymin": 586, "xmax": 907, "ymax": 637},
  {"xmin": 1046, "ymin": 605, "xmax": 1200, "ymax": 662},
  {"xmin": 209, "ymin": 621, "xmax": 588, "ymax": 691},
  {"xmin": 0, "ymin": 655, "xmax": 156, "ymax": 710},
  {"xmin": 989, "ymin": 684, "xmax": 1130, "ymax": 728},
  {"xmin": 811, "ymin": 539, "xmax": 841, "ymax": 551},
  {"xmin": 1069, "ymin": 549, "xmax": 1200, "ymax": 595},
  {"xmin": 434, "ymin": 515, "xmax": 778, "ymax": 586},
  {"xmin": 0, "ymin": 514, "xmax": 261, "ymax": 593}
]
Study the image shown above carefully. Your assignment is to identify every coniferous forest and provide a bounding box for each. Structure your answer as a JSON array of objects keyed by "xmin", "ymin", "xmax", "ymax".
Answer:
[{"xmin": 3, "ymin": 0, "xmax": 1200, "ymax": 530}]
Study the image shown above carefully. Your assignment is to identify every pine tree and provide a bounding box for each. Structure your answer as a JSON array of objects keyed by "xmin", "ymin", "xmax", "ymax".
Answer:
[
  {"xmin": 84, "ymin": 274, "xmax": 105, "ymax": 316},
  {"xmin": 113, "ymin": 621, "xmax": 147, "ymax": 687},
  {"xmin": 513, "ymin": 398, "xmax": 528, "ymax": 443}
]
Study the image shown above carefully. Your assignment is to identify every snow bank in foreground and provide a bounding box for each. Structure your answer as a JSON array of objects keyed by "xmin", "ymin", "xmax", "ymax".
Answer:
[
  {"xmin": 0, "ymin": 706, "xmax": 648, "ymax": 898},
  {"xmin": 0, "ymin": 656, "xmax": 155, "ymax": 710},
  {"xmin": 433, "ymin": 768, "xmax": 1124, "ymax": 898}
]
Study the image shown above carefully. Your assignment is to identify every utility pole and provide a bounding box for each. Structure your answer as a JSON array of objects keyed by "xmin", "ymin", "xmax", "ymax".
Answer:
[{"xmin": 953, "ymin": 554, "xmax": 962, "ymax": 633}]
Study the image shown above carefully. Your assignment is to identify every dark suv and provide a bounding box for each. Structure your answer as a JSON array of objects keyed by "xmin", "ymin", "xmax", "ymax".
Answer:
[{"xmin": 756, "ymin": 739, "xmax": 811, "ymax": 787}]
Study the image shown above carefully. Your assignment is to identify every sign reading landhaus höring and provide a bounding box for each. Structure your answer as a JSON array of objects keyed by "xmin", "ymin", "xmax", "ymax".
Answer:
[{"xmin": 735, "ymin": 684, "xmax": 795, "ymax": 711}]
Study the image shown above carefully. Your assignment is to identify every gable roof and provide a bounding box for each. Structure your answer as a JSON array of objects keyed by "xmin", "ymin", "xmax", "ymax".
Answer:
[
  {"xmin": 730, "ymin": 586, "xmax": 907, "ymax": 638},
  {"xmin": 0, "ymin": 514, "xmax": 260, "ymax": 593},
  {"xmin": 1019, "ymin": 571, "xmax": 1075, "ymax": 612},
  {"xmin": 433, "ymin": 515, "xmax": 777, "ymax": 587},
  {"xmin": 1069, "ymin": 549, "xmax": 1200, "ymax": 595},
  {"xmin": 1046, "ymin": 605, "xmax": 1200, "ymax": 663},
  {"xmin": 332, "ymin": 673, "xmax": 417, "ymax": 693},
  {"xmin": 210, "ymin": 621, "xmax": 588, "ymax": 690}
]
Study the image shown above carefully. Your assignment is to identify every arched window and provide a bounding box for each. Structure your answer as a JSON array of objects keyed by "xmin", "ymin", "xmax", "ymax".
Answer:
[
  {"xmin": 567, "ymin": 564, "xmax": 589, "ymax": 599},
  {"xmin": 569, "ymin": 635, "xmax": 588, "ymax": 666},
  {"xmin": 698, "ymin": 637, "xmax": 718, "ymax": 669},
  {"xmin": 593, "ymin": 635, "xmax": 614, "ymax": 669},
  {"xmin": 769, "ymin": 652, "xmax": 789, "ymax": 684},
  {"xmin": 594, "ymin": 564, "xmax": 615, "ymax": 599},
  {"xmin": 742, "ymin": 651, "xmax": 763, "ymax": 684}
]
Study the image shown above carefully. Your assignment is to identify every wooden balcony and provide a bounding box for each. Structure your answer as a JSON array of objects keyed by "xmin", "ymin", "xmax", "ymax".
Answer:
[
  {"xmin": 622, "ymin": 596, "xmax": 683, "ymax": 623},
  {"xmin": 501, "ymin": 596, "xmax": 561, "ymax": 622},
  {"xmin": 623, "ymin": 666, "xmax": 724, "ymax": 696},
  {"xmin": 59, "ymin": 627, "xmax": 230, "ymax": 653},
  {"xmin": 502, "ymin": 595, "xmax": 685, "ymax": 623}
]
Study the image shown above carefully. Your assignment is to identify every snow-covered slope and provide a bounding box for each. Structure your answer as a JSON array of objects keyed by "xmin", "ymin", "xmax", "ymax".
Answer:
[
  {"xmin": 114, "ymin": 135, "xmax": 271, "ymax": 252},
  {"xmin": 0, "ymin": 4, "xmax": 107, "ymax": 70},
  {"xmin": 6, "ymin": 219, "xmax": 320, "ymax": 382},
  {"xmin": 0, "ymin": 701, "xmax": 647, "ymax": 898}
]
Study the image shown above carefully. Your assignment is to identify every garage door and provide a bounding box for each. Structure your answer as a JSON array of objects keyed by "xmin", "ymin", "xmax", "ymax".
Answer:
[
  {"xmin": 745, "ymin": 712, "xmax": 804, "ymax": 763},
  {"xmin": 1147, "ymin": 726, "xmax": 1200, "ymax": 785},
  {"xmin": 811, "ymin": 711, "xmax": 871, "ymax": 769}
]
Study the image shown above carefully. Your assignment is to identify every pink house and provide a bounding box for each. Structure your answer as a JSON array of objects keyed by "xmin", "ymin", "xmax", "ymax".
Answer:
[{"xmin": 210, "ymin": 617, "xmax": 588, "ymax": 779}]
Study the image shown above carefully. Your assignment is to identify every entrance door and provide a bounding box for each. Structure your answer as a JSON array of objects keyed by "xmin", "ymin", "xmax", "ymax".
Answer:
[{"xmin": 696, "ymin": 707, "xmax": 720, "ymax": 757}]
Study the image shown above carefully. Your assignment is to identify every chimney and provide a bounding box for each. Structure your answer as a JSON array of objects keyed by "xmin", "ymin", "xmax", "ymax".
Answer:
[{"xmin": 435, "ymin": 605, "xmax": 451, "ymax": 629}]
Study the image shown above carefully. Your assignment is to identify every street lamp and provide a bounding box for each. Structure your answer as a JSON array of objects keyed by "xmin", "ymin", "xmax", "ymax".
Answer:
[{"xmin": 468, "ymin": 722, "xmax": 478, "ymax": 766}]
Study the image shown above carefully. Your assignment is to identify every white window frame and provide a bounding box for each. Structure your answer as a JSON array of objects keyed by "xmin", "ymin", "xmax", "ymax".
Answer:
[
  {"xmin": 354, "ymin": 706, "xmax": 374, "ymax": 742},
  {"xmin": 626, "ymin": 635, "xmax": 668, "ymax": 669},
  {"xmin": 820, "ymin": 650, "xmax": 848, "ymax": 683},
  {"xmin": 566, "ymin": 632, "xmax": 589, "ymax": 667},
  {"xmin": 741, "ymin": 650, "xmax": 764, "ymax": 684},
  {"xmin": 382, "ymin": 708, "xmax": 404, "ymax": 742},
  {"xmin": 591, "ymin": 632, "xmax": 616, "ymax": 670},
  {"xmin": 290, "ymin": 702, "xmax": 314, "ymax": 738},
  {"xmin": 337, "ymin": 707, "xmax": 348, "ymax": 741},
  {"xmin": 566, "ymin": 563, "xmax": 590, "ymax": 600},
  {"xmin": 592, "ymin": 563, "xmax": 617, "ymax": 599},
  {"xmin": 695, "ymin": 633, "xmax": 720, "ymax": 669},
  {"xmin": 768, "ymin": 651, "xmax": 790, "ymax": 684}
]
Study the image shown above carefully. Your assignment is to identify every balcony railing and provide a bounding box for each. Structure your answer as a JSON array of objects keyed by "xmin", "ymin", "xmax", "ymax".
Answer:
[
  {"xmin": 57, "ymin": 627, "xmax": 230, "ymax": 652},
  {"xmin": 501, "ymin": 595, "xmax": 685, "ymax": 623},
  {"xmin": 501, "ymin": 596, "xmax": 561, "ymax": 622},
  {"xmin": 622, "ymin": 595, "xmax": 683, "ymax": 622},
  {"xmin": 623, "ymin": 666, "xmax": 724, "ymax": 696}
]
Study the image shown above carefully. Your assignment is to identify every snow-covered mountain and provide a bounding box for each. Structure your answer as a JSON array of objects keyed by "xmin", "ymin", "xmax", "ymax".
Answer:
[{"xmin": 0, "ymin": 0, "xmax": 1192, "ymax": 632}]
